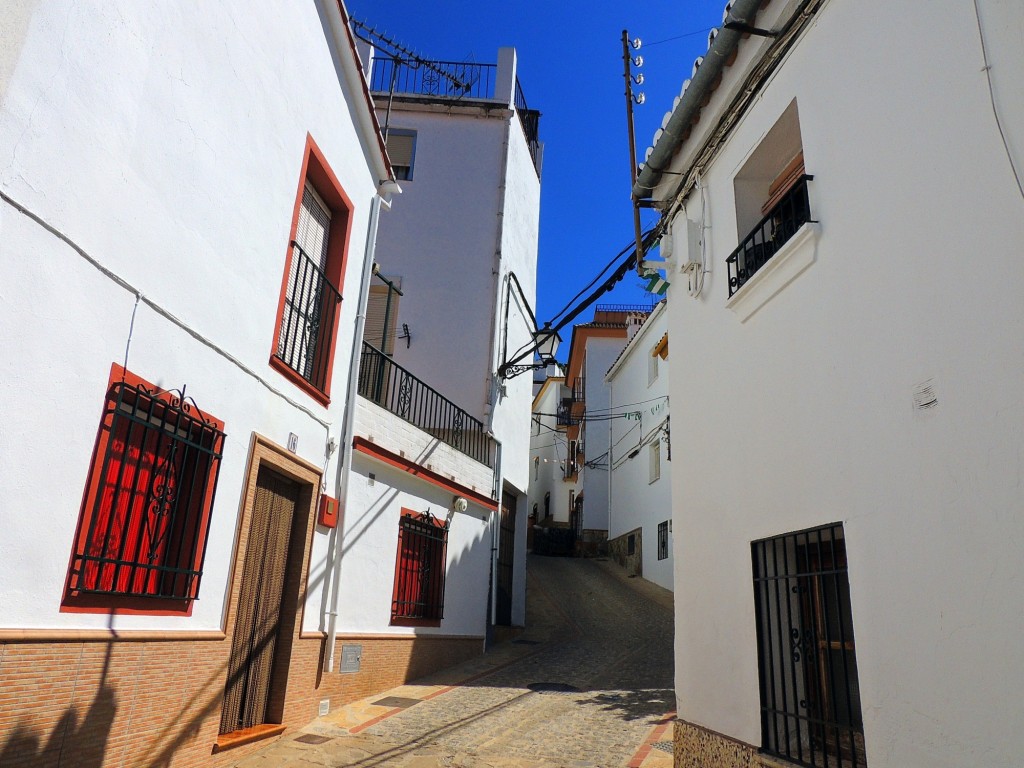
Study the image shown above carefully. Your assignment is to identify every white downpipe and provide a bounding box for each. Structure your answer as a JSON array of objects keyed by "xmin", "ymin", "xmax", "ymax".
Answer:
[
  {"xmin": 489, "ymin": 438, "xmax": 503, "ymax": 626},
  {"xmin": 325, "ymin": 185, "xmax": 391, "ymax": 673}
]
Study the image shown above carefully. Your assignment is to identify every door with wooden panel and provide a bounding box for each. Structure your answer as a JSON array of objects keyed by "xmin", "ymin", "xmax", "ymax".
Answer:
[
  {"xmin": 496, "ymin": 491, "xmax": 516, "ymax": 626},
  {"xmin": 220, "ymin": 467, "xmax": 301, "ymax": 734}
]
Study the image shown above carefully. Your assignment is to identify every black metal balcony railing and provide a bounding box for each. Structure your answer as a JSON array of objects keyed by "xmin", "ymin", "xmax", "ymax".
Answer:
[
  {"xmin": 358, "ymin": 342, "xmax": 495, "ymax": 467},
  {"xmin": 370, "ymin": 58, "xmax": 498, "ymax": 101},
  {"xmin": 515, "ymin": 79, "xmax": 542, "ymax": 172},
  {"xmin": 370, "ymin": 58, "xmax": 541, "ymax": 173},
  {"xmin": 572, "ymin": 377, "xmax": 586, "ymax": 403},
  {"xmin": 275, "ymin": 243, "xmax": 342, "ymax": 392},
  {"xmin": 726, "ymin": 175, "xmax": 813, "ymax": 298},
  {"xmin": 556, "ymin": 398, "xmax": 577, "ymax": 427}
]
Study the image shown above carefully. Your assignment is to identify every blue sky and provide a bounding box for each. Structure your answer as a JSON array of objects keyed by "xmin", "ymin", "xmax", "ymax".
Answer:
[{"xmin": 345, "ymin": 0, "xmax": 726, "ymax": 328}]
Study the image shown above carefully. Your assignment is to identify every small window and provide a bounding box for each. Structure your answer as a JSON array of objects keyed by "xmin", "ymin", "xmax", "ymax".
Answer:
[
  {"xmin": 648, "ymin": 348, "xmax": 659, "ymax": 385},
  {"xmin": 544, "ymin": 492, "xmax": 551, "ymax": 518},
  {"xmin": 627, "ymin": 533, "xmax": 636, "ymax": 556},
  {"xmin": 391, "ymin": 509, "xmax": 448, "ymax": 625},
  {"xmin": 728, "ymin": 100, "xmax": 812, "ymax": 297},
  {"xmin": 386, "ymin": 131, "xmax": 416, "ymax": 181},
  {"xmin": 649, "ymin": 440, "xmax": 661, "ymax": 483},
  {"xmin": 272, "ymin": 136, "xmax": 353, "ymax": 401},
  {"xmin": 534, "ymin": 456, "xmax": 540, "ymax": 480},
  {"xmin": 752, "ymin": 524, "xmax": 866, "ymax": 767},
  {"xmin": 657, "ymin": 521, "xmax": 669, "ymax": 560},
  {"xmin": 65, "ymin": 365, "xmax": 225, "ymax": 608},
  {"xmin": 364, "ymin": 278, "xmax": 402, "ymax": 354}
]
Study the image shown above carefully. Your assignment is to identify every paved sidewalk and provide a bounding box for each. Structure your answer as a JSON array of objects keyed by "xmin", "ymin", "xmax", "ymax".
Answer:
[{"xmin": 229, "ymin": 556, "xmax": 674, "ymax": 768}]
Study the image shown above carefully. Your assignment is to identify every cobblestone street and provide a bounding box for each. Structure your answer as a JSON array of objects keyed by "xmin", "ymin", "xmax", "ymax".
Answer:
[{"xmin": 230, "ymin": 555, "xmax": 674, "ymax": 767}]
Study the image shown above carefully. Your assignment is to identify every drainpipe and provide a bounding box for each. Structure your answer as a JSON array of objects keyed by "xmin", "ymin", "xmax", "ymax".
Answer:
[
  {"xmin": 326, "ymin": 180, "xmax": 398, "ymax": 673},
  {"xmin": 631, "ymin": 0, "xmax": 766, "ymax": 201},
  {"xmin": 488, "ymin": 438, "xmax": 503, "ymax": 627}
]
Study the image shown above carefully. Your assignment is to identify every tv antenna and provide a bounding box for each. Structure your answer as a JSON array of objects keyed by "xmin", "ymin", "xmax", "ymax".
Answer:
[{"xmin": 350, "ymin": 19, "xmax": 472, "ymax": 138}]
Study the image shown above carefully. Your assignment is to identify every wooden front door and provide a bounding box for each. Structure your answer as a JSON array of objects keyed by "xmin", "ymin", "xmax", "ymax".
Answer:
[
  {"xmin": 496, "ymin": 491, "xmax": 517, "ymax": 626},
  {"xmin": 220, "ymin": 467, "xmax": 301, "ymax": 734}
]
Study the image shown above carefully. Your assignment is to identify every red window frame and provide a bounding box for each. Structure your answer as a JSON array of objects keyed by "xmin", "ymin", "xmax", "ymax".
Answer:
[
  {"xmin": 390, "ymin": 509, "xmax": 448, "ymax": 627},
  {"xmin": 62, "ymin": 363, "xmax": 225, "ymax": 615},
  {"xmin": 269, "ymin": 133, "xmax": 355, "ymax": 405}
]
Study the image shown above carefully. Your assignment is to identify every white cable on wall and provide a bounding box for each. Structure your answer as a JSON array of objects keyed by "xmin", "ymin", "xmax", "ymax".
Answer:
[{"xmin": 1, "ymin": 189, "xmax": 332, "ymax": 431}]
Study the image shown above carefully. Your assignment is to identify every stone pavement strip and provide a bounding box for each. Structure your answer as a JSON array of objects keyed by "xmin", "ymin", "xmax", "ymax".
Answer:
[{"xmin": 229, "ymin": 555, "xmax": 674, "ymax": 768}]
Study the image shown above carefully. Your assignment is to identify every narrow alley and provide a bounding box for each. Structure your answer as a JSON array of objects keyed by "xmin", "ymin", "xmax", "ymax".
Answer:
[{"xmin": 229, "ymin": 556, "xmax": 674, "ymax": 768}]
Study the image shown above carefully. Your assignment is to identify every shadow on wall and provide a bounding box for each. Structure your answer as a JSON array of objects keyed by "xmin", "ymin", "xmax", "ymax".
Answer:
[{"xmin": 0, "ymin": 640, "xmax": 117, "ymax": 768}]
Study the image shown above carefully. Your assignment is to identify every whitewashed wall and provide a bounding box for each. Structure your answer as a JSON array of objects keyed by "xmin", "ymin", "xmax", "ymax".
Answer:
[
  {"xmin": 528, "ymin": 379, "xmax": 574, "ymax": 525},
  {"xmin": 354, "ymin": 398, "xmax": 494, "ymax": 499},
  {"xmin": 369, "ymin": 62, "xmax": 541, "ymax": 627},
  {"xmin": 580, "ymin": 338, "xmax": 626, "ymax": 532},
  {"xmin": 339, "ymin": 453, "xmax": 492, "ymax": 637},
  {"xmin": 606, "ymin": 305, "xmax": 672, "ymax": 591},
  {"xmin": 0, "ymin": 0, "xmax": 381, "ymax": 634},
  {"xmin": 660, "ymin": 1, "xmax": 1024, "ymax": 765}
]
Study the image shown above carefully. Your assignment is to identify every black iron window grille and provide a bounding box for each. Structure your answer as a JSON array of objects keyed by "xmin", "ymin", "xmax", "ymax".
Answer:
[
  {"xmin": 657, "ymin": 521, "xmax": 669, "ymax": 560},
  {"xmin": 391, "ymin": 511, "xmax": 448, "ymax": 623},
  {"xmin": 358, "ymin": 342, "xmax": 494, "ymax": 467},
  {"xmin": 752, "ymin": 523, "xmax": 867, "ymax": 768},
  {"xmin": 276, "ymin": 241, "xmax": 342, "ymax": 393},
  {"xmin": 69, "ymin": 379, "xmax": 225, "ymax": 601},
  {"xmin": 727, "ymin": 175, "xmax": 813, "ymax": 298}
]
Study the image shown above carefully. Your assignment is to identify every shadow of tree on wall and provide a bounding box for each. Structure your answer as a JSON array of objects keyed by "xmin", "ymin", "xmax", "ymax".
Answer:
[{"xmin": 0, "ymin": 641, "xmax": 117, "ymax": 768}]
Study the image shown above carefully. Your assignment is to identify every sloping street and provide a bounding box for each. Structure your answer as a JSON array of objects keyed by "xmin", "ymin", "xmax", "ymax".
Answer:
[{"xmin": 230, "ymin": 556, "xmax": 674, "ymax": 768}]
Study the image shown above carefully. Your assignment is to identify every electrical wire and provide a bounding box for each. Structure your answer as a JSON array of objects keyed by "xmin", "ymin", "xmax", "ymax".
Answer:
[
  {"xmin": 972, "ymin": 0, "xmax": 1024, "ymax": 203},
  {"xmin": 644, "ymin": 27, "xmax": 717, "ymax": 48}
]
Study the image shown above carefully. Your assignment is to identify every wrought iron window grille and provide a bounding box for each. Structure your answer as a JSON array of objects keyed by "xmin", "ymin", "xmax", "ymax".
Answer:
[
  {"xmin": 391, "ymin": 511, "xmax": 448, "ymax": 623},
  {"xmin": 657, "ymin": 521, "xmax": 669, "ymax": 560},
  {"xmin": 275, "ymin": 240, "xmax": 342, "ymax": 393},
  {"xmin": 69, "ymin": 380, "xmax": 225, "ymax": 601},
  {"xmin": 727, "ymin": 175, "xmax": 814, "ymax": 298},
  {"xmin": 752, "ymin": 523, "xmax": 867, "ymax": 768}
]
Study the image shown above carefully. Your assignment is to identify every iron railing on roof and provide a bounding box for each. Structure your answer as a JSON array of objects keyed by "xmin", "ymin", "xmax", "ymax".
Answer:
[
  {"xmin": 358, "ymin": 342, "xmax": 495, "ymax": 467},
  {"xmin": 370, "ymin": 58, "xmax": 497, "ymax": 100},
  {"xmin": 727, "ymin": 175, "xmax": 813, "ymax": 298},
  {"xmin": 369, "ymin": 58, "xmax": 541, "ymax": 173},
  {"xmin": 594, "ymin": 303, "xmax": 656, "ymax": 314},
  {"xmin": 515, "ymin": 79, "xmax": 542, "ymax": 172}
]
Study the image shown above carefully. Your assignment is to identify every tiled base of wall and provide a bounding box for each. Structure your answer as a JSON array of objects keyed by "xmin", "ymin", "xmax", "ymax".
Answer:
[
  {"xmin": 0, "ymin": 633, "xmax": 484, "ymax": 768},
  {"xmin": 607, "ymin": 528, "xmax": 643, "ymax": 577},
  {"xmin": 319, "ymin": 634, "xmax": 484, "ymax": 709},
  {"xmin": 673, "ymin": 719, "xmax": 761, "ymax": 768}
]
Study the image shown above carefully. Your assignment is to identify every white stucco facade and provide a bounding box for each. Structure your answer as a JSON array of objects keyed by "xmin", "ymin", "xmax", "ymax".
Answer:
[
  {"xmin": 527, "ymin": 377, "xmax": 574, "ymax": 526},
  {"xmin": 358, "ymin": 47, "xmax": 542, "ymax": 627},
  {"xmin": 641, "ymin": 1, "xmax": 1024, "ymax": 766},
  {"xmin": 0, "ymin": 0, "xmax": 388, "ymax": 635},
  {"xmin": 605, "ymin": 304, "xmax": 672, "ymax": 591}
]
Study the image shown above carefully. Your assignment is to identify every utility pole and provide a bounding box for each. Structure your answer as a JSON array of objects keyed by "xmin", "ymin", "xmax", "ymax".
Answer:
[{"xmin": 621, "ymin": 31, "xmax": 647, "ymax": 276}]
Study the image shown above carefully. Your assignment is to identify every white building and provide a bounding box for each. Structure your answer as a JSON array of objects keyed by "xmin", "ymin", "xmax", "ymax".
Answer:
[
  {"xmin": 634, "ymin": 1, "xmax": 1024, "ymax": 767},
  {"xmin": 561, "ymin": 306, "xmax": 653, "ymax": 554},
  {"xmin": 527, "ymin": 375, "xmax": 577, "ymax": 555},
  {"xmin": 0, "ymin": 1, "xmax": 411, "ymax": 764},
  {"xmin": 605, "ymin": 302, "xmax": 671, "ymax": 590},
  {"xmin": 353, "ymin": 42, "xmax": 543, "ymax": 628}
]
